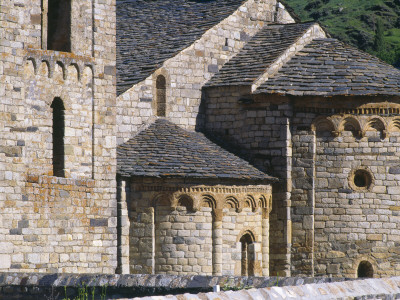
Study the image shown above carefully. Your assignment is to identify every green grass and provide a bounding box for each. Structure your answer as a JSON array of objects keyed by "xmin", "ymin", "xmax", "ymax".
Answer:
[{"xmin": 282, "ymin": 0, "xmax": 400, "ymax": 65}]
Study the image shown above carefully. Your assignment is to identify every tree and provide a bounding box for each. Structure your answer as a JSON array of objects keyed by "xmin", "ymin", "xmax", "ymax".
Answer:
[{"xmin": 374, "ymin": 18, "xmax": 385, "ymax": 52}]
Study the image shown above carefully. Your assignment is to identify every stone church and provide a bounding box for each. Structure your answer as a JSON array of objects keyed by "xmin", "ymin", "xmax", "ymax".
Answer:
[{"xmin": 1, "ymin": 0, "xmax": 400, "ymax": 279}]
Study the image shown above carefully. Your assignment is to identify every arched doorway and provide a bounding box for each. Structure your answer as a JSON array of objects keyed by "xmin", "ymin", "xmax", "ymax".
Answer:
[
  {"xmin": 240, "ymin": 232, "xmax": 255, "ymax": 276},
  {"xmin": 357, "ymin": 260, "xmax": 373, "ymax": 278}
]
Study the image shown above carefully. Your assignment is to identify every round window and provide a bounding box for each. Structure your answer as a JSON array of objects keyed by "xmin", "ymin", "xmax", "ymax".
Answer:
[{"xmin": 349, "ymin": 169, "xmax": 373, "ymax": 191}]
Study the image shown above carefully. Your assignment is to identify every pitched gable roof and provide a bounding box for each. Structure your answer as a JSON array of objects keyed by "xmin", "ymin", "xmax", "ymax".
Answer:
[
  {"xmin": 256, "ymin": 38, "xmax": 400, "ymax": 96},
  {"xmin": 117, "ymin": 119, "xmax": 275, "ymax": 181},
  {"xmin": 205, "ymin": 22, "xmax": 315, "ymax": 87},
  {"xmin": 116, "ymin": 0, "xmax": 246, "ymax": 95}
]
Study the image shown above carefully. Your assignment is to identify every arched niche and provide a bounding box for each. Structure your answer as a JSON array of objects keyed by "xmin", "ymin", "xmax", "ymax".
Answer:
[
  {"xmin": 152, "ymin": 193, "xmax": 172, "ymax": 208},
  {"xmin": 312, "ymin": 116, "xmax": 336, "ymax": 137},
  {"xmin": 81, "ymin": 65, "xmax": 93, "ymax": 87},
  {"xmin": 339, "ymin": 116, "xmax": 362, "ymax": 138},
  {"xmin": 201, "ymin": 194, "xmax": 216, "ymax": 210},
  {"xmin": 388, "ymin": 118, "xmax": 400, "ymax": 135},
  {"xmin": 54, "ymin": 61, "xmax": 65, "ymax": 82},
  {"xmin": 24, "ymin": 58, "xmax": 36, "ymax": 77},
  {"xmin": 244, "ymin": 195, "xmax": 256, "ymax": 212},
  {"xmin": 176, "ymin": 194, "xmax": 194, "ymax": 213},
  {"xmin": 257, "ymin": 194, "xmax": 266, "ymax": 208},
  {"xmin": 67, "ymin": 64, "xmax": 79, "ymax": 82},
  {"xmin": 224, "ymin": 196, "xmax": 240, "ymax": 212},
  {"xmin": 357, "ymin": 260, "xmax": 374, "ymax": 278},
  {"xmin": 364, "ymin": 117, "xmax": 386, "ymax": 139},
  {"xmin": 39, "ymin": 60, "xmax": 50, "ymax": 78}
]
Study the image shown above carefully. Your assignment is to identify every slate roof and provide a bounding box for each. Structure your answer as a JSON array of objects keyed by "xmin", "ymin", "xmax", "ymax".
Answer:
[
  {"xmin": 256, "ymin": 38, "xmax": 400, "ymax": 96},
  {"xmin": 117, "ymin": 119, "xmax": 275, "ymax": 181},
  {"xmin": 205, "ymin": 22, "xmax": 315, "ymax": 87},
  {"xmin": 116, "ymin": 0, "xmax": 246, "ymax": 95}
]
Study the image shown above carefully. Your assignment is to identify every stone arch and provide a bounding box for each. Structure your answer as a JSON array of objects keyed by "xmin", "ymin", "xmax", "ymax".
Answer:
[
  {"xmin": 311, "ymin": 116, "xmax": 336, "ymax": 137},
  {"xmin": 39, "ymin": 60, "xmax": 50, "ymax": 78},
  {"xmin": 258, "ymin": 195, "xmax": 268, "ymax": 209},
  {"xmin": 351, "ymin": 256, "xmax": 377, "ymax": 279},
  {"xmin": 238, "ymin": 230, "xmax": 256, "ymax": 276},
  {"xmin": 152, "ymin": 193, "xmax": 172, "ymax": 208},
  {"xmin": 244, "ymin": 195, "xmax": 257, "ymax": 211},
  {"xmin": 364, "ymin": 117, "xmax": 386, "ymax": 139},
  {"xmin": 81, "ymin": 65, "xmax": 93, "ymax": 87},
  {"xmin": 44, "ymin": 90, "xmax": 72, "ymax": 111},
  {"xmin": 357, "ymin": 261, "xmax": 374, "ymax": 278},
  {"xmin": 339, "ymin": 116, "xmax": 362, "ymax": 138},
  {"xmin": 67, "ymin": 63, "xmax": 79, "ymax": 82},
  {"xmin": 54, "ymin": 61, "xmax": 66, "ymax": 82},
  {"xmin": 388, "ymin": 118, "xmax": 400, "ymax": 133},
  {"xmin": 224, "ymin": 196, "xmax": 240, "ymax": 212},
  {"xmin": 24, "ymin": 58, "xmax": 36, "ymax": 77},
  {"xmin": 201, "ymin": 194, "xmax": 216, "ymax": 210},
  {"xmin": 176, "ymin": 194, "xmax": 194, "ymax": 212},
  {"xmin": 152, "ymin": 69, "xmax": 170, "ymax": 117}
]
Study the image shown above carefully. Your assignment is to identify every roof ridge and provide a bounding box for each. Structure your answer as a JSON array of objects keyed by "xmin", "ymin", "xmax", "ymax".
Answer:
[
  {"xmin": 255, "ymin": 38, "xmax": 400, "ymax": 97},
  {"xmin": 205, "ymin": 22, "xmax": 325, "ymax": 88},
  {"xmin": 251, "ymin": 23, "xmax": 326, "ymax": 92}
]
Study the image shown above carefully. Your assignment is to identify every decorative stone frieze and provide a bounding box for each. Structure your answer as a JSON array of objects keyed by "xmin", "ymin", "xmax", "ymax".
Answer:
[{"xmin": 117, "ymin": 178, "xmax": 272, "ymax": 277}]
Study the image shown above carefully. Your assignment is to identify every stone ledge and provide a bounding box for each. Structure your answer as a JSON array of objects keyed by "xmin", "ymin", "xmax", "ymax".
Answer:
[
  {"xmin": 131, "ymin": 277, "xmax": 400, "ymax": 300},
  {"xmin": 0, "ymin": 273, "xmax": 352, "ymax": 299}
]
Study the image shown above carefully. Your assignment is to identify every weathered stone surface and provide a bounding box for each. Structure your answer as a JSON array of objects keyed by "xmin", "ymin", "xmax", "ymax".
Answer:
[
  {"xmin": 1, "ymin": 0, "xmax": 117, "ymax": 273},
  {"xmin": 0, "ymin": 272, "xmax": 355, "ymax": 299},
  {"xmin": 132, "ymin": 277, "xmax": 400, "ymax": 300}
]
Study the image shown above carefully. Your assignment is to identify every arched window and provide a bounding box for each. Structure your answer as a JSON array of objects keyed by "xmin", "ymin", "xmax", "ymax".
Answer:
[
  {"xmin": 51, "ymin": 98, "xmax": 65, "ymax": 177},
  {"xmin": 357, "ymin": 261, "xmax": 373, "ymax": 278},
  {"xmin": 240, "ymin": 232, "xmax": 255, "ymax": 276},
  {"xmin": 156, "ymin": 75, "xmax": 166, "ymax": 117},
  {"xmin": 47, "ymin": 0, "xmax": 72, "ymax": 52}
]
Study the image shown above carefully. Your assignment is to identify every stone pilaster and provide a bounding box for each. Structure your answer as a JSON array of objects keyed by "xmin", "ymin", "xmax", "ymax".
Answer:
[
  {"xmin": 212, "ymin": 208, "xmax": 223, "ymax": 276},
  {"xmin": 262, "ymin": 208, "xmax": 269, "ymax": 276}
]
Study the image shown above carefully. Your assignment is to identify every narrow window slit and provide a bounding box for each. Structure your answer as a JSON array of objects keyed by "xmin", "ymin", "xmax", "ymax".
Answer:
[{"xmin": 51, "ymin": 98, "xmax": 65, "ymax": 177}]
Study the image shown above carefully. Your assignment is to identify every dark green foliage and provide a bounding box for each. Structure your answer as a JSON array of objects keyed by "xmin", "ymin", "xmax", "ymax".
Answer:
[
  {"xmin": 374, "ymin": 18, "xmax": 385, "ymax": 52},
  {"xmin": 283, "ymin": 0, "xmax": 400, "ymax": 66}
]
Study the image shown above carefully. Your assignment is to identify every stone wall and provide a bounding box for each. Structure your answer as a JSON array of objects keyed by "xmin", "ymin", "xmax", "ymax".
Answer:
[
  {"xmin": 290, "ymin": 100, "xmax": 400, "ymax": 277},
  {"xmin": 0, "ymin": 272, "xmax": 354, "ymax": 300},
  {"xmin": 116, "ymin": 0, "xmax": 295, "ymax": 144},
  {"xmin": 204, "ymin": 87, "xmax": 292, "ymax": 276},
  {"xmin": 204, "ymin": 88, "xmax": 400, "ymax": 278},
  {"xmin": 118, "ymin": 177, "xmax": 271, "ymax": 276},
  {"xmin": 222, "ymin": 208, "xmax": 265, "ymax": 276},
  {"xmin": 0, "ymin": 0, "xmax": 117, "ymax": 273}
]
